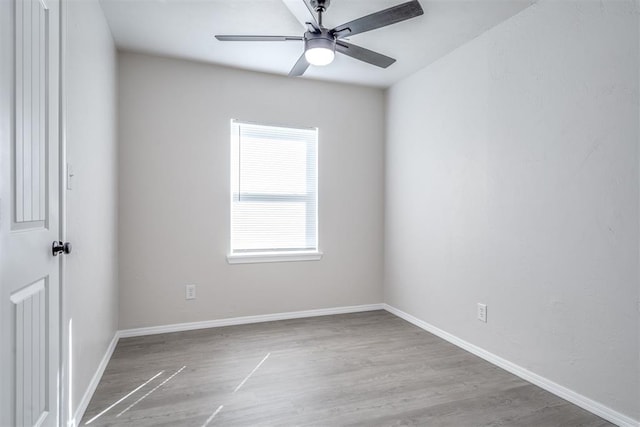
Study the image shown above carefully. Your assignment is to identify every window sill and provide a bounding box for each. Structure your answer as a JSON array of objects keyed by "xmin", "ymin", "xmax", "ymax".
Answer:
[{"xmin": 227, "ymin": 251, "xmax": 323, "ymax": 264}]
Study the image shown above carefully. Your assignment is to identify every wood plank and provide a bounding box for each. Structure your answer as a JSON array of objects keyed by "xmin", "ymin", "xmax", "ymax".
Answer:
[
  {"xmin": 40, "ymin": 285, "xmax": 46, "ymax": 414},
  {"xmin": 15, "ymin": 302, "xmax": 24, "ymax": 427},
  {"xmin": 23, "ymin": 297, "xmax": 33, "ymax": 426},
  {"xmin": 22, "ymin": 0, "xmax": 33, "ymax": 222},
  {"xmin": 15, "ymin": 0, "xmax": 24, "ymax": 223},
  {"xmin": 31, "ymin": 0, "xmax": 41, "ymax": 221},
  {"xmin": 32, "ymin": 291, "xmax": 41, "ymax": 422},
  {"xmin": 39, "ymin": 3, "xmax": 47, "ymax": 221},
  {"xmin": 80, "ymin": 312, "xmax": 612, "ymax": 427}
]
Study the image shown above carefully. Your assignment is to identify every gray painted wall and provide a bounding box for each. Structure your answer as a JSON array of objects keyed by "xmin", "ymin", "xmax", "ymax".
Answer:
[
  {"xmin": 385, "ymin": 0, "xmax": 639, "ymax": 420},
  {"xmin": 117, "ymin": 52, "xmax": 385, "ymax": 329},
  {"xmin": 64, "ymin": 0, "xmax": 119, "ymax": 419}
]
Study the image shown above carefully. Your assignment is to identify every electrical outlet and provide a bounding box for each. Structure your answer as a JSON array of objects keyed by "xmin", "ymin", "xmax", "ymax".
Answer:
[
  {"xmin": 185, "ymin": 284, "xmax": 196, "ymax": 300},
  {"xmin": 477, "ymin": 303, "xmax": 487, "ymax": 322}
]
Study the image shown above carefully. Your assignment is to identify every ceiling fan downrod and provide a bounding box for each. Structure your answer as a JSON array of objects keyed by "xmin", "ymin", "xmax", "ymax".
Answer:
[{"xmin": 310, "ymin": 0, "xmax": 330, "ymax": 27}]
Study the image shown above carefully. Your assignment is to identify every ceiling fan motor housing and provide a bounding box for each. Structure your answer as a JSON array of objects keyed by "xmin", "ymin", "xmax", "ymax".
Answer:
[{"xmin": 304, "ymin": 29, "xmax": 335, "ymax": 52}]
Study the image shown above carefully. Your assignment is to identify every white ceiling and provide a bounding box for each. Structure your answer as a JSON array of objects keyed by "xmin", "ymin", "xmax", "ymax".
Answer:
[{"xmin": 99, "ymin": 0, "xmax": 534, "ymax": 88}]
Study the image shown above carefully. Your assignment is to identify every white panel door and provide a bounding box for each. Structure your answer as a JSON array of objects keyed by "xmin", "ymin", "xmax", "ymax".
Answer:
[{"xmin": 0, "ymin": 0, "xmax": 61, "ymax": 426}]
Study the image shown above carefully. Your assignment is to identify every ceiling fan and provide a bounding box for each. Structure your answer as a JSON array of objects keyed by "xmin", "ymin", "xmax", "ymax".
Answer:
[{"xmin": 215, "ymin": 0, "xmax": 424, "ymax": 77}]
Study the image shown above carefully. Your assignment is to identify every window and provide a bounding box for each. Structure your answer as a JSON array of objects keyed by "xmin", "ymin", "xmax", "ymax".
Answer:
[{"xmin": 228, "ymin": 120, "xmax": 321, "ymax": 264}]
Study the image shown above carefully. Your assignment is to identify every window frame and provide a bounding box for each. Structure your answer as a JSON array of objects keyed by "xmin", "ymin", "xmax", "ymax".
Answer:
[{"xmin": 227, "ymin": 119, "xmax": 322, "ymax": 264}]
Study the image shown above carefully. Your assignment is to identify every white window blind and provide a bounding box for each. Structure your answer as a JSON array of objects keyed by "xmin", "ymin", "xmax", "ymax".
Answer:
[{"xmin": 230, "ymin": 120, "xmax": 318, "ymax": 256}]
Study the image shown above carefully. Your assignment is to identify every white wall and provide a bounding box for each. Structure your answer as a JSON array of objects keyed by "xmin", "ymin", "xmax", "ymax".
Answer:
[
  {"xmin": 64, "ymin": 0, "xmax": 118, "ymax": 420},
  {"xmin": 117, "ymin": 52, "xmax": 385, "ymax": 329},
  {"xmin": 385, "ymin": 0, "xmax": 639, "ymax": 421}
]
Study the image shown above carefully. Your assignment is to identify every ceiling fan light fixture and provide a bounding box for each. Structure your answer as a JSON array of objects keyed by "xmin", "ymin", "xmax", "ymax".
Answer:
[
  {"xmin": 304, "ymin": 36, "xmax": 335, "ymax": 66},
  {"xmin": 305, "ymin": 47, "xmax": 335, "ymax": 66}
]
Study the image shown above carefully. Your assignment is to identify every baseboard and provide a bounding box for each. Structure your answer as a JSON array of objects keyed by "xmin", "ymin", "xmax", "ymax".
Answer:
[
  {"xmin": 71, "ymin": 330, "xmax": 121, "ymax": 427},
  {"xmin": 383, "ymin": 304, "xmax": 639, "ymax": 427},
  {"xmin": 119, "ymin": 303, "xmax": 385, "ymax": 338}
]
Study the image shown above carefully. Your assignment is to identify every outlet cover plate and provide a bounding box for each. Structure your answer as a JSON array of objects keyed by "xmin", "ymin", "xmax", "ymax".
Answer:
[
  {"xmin": 185, "ymin": 284, "xmax": 196, "ymax": 300},
  {"xmin": 477, "ymin": 303, "xmax": 487, "ymax": 322}
]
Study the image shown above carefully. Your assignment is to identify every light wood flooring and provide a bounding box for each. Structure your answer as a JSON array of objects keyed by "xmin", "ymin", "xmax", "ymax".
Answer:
[{"xmin": 80, "ymin": 310, "xmax": 611, "ymax": 426}]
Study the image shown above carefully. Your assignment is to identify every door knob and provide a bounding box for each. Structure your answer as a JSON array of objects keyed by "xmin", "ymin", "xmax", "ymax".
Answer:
[{"xmin": 52, "ymin": 241, "xmax": 72, "ymax": 256}]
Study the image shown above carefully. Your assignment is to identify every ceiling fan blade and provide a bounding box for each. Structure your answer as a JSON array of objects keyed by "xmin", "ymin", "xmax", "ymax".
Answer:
[
  {"xmin": 215, "ymin": 35, "xmax": 303, "ymax": 42},
  {"xmin": 331, "ymin": 0, "xmax": 424, "ymax": 39},
  {"xmin": 289, "ymin": 52, "xmax": 310, "ymax": 77},
  {"xmin": 335, "ymin": 41, "xmax": 396, "ymax": 68}
]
